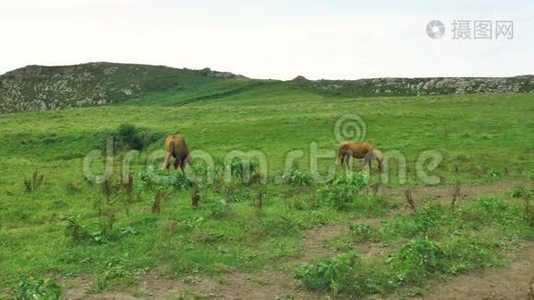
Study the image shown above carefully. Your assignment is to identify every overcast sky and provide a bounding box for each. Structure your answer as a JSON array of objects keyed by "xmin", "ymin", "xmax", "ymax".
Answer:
[{"xmin": 0, "ymin": 0, "xmax": 533, "ymax": 80}]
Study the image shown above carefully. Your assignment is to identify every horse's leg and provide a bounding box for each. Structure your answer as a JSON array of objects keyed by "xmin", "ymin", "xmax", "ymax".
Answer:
[
  {"xmin": 377, "ymin": 158, "xmax": 384, "ymax": 173},
  {"xmin": 173, "ymin": 158, "xmax": 181, "ymax": 170},
  {"xmin": 344, "ymin": 151, "xmax": 352, "ymax": 170},
  {"xmin": 163, "ymin": 151, "xmax": 172, "ymax": 169},
  {"xmin": 179, "ymin": 158, "xmax": 187, "ymax": 172},
  {"xmin": 363, "ymin": 152, "xmax": 372, "ymax": 172}
]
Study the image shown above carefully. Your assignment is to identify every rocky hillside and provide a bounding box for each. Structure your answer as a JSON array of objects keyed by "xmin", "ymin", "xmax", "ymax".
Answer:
[
  {"xmin": 0, "ymin": 62, "xmax": 246, "ymax": 113},
  {"xmin": 1, "ymin": 62, "xmax": 533, "ymax": 113},
  {"xmin": 291, "ymin": 76, "xmax": 534, "ymax": 97}
]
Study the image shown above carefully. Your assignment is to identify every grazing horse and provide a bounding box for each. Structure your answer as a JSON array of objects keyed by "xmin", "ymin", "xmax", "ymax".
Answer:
[
  {"xmin": 337, "ymin": 141, "xmax": 384, "ymax": 172},
  {"xmin": 162, "ymin": 134, "xmax": 191, "ymax": 171}
]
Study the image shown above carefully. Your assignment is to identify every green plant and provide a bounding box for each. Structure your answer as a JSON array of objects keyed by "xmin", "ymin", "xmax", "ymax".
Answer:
[
  {"xmin": 96, "ymin": 179, "xmax": 121, "ymax": 235},
  {"xmin": 90, "ymin": 263, "xmax": 140, "ymax": 293},
  {"xmin": 486, "ymin": 169, "xmax": 502, "ymax": 180},
  {"xmin": 388, "ymin": 238, "xmax": 445, "ymax": 277},
  {"xmin": 294, "ymin": 251, "xmax": 393, "ymax": 295},
  {"xmin": 112, "ymin": 123, "xmax": 162, "ymax": 151},
  {"xmin": 209, "ymin": 199, "xmax": 229, "ymax": 218},
  {"xmin": 349, "ymin": 223, "xmax": 376, "ymax": 242},
  {"xmin": 139, "ymin": 166, "xmax": 192, "ymax": 191},
  {"xmin": 221, "ymin": 184, "xmax": 254, "ymax": 203},
  {"xmin": 282, "ymin": 169, "xmax": 314, "ymax": 186},
  {"xmin": 18, "ymin": 276, "xmax": 61, "ymax": 300},
  {"xmin": 183, "ymin": 216, "xmax": 205, "ymax": 231},
  {"xmin": 511, "ymin": 186, "xmax": 527, "ymax": 199},
  {"xmin": 228, "ymin": 159, "xmax": 260, "ymax": 184},
  {"xmin": 64, "ymin": 215, "xmax": 89, "ymax": 242},
  {"xmin": 294, "ymin": 251, "xmax": 360, "ymax": 294},
  {"xmin": 64, "ymin": 215, "xmax": 110, "ymax": 244},
  {"xmin": 23, "ymin": 171, "xmax": 44, "ymax": 193},
  {"xmin": 440, "ymin": 236, "xmax": 503, "ymax": 274},
  {"xmin": 316, "ymin": 171, "xmax": 369, "ymax": 209}
]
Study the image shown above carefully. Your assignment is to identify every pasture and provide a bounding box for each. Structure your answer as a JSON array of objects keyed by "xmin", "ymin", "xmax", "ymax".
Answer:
[{"xmin": 0, "ymin": 86, "xmax": 533, "ymax": 299}]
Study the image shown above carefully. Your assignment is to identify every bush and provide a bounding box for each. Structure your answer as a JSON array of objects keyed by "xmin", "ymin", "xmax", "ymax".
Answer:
[
  {"xmin": 294, "ymin": 251, "xmax": 360, "ymax": 294},
  {"xmin": 19, "ymin": 276, "xmax": 62, "ymax": 300},
  {"xmin": 294, "ymin": 251, "xmax": 392, "ymax": 295},
  {"xmin": 316, "ymin": 171, "xmax": 369, "ymax": 209},
  {"xmin": 388, "ymin": 238, "xmax": 446, "ymax": 283},
  {"xmin": 379, "ymin": 201, "xmax": 445, "ymax": 240},
  {"xmin": 112, "ymin": 123, "xmax": 163, "ymax": 151}
]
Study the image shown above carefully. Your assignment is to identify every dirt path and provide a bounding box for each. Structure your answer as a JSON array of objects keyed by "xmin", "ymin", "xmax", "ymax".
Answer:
[
  {"xmin": 415, "ymin": 242, "xmax": 534, "ymax": 300},
  {"xmin": 383, "ymin": 180, "xmax": 528, "ymax": 202},
  {"xmin": 62, "ymin": 180, "xmax": 533, "ymax": 300}
]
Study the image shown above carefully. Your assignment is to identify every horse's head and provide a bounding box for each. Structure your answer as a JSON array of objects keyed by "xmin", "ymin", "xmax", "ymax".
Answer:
[{"xmin": 372, "ymin": 149, "xmax": 384, "ymax": 173}]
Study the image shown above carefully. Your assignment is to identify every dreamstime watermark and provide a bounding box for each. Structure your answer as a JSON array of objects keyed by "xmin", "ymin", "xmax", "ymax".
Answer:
[
  {"xmin": 82, "ymin": 114, "xmax": 444, "ymax": 186},
  {"xmin": 426, "ymin": 19, "xmax": 514, "ymax": 40},
  {"xmin": 334, "ymin": 114, "xmax": 367, "ymax": 142}
]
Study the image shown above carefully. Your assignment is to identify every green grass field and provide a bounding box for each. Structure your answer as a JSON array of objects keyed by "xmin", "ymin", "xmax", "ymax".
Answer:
[{"xmin": 0, "ymin": 83, "xmax": 533, "ymax": 298}]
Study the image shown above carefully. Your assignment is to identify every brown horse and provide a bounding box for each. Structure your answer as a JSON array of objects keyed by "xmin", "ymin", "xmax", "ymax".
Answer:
[
  {"xmin": 337, "ymin": 141, "xmax": 384, "ymax": 172},
  {"xmin": 162, "ymin": 134, "xmax": 191, "ymax": 171}
]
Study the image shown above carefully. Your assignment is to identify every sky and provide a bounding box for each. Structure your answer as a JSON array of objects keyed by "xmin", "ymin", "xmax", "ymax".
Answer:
[{"xmin": 0, "ymin": 0, "xmax": 533, "ymax": 80}]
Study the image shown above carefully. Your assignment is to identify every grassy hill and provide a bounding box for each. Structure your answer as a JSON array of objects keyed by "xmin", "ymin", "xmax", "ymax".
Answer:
[
  {"xmin": 0, "ymin": 63, "xmax": 533, "ymax": 298},
  {"xmin": 1, "ymin": 62, "xmax": 533, "ymax": 113}
]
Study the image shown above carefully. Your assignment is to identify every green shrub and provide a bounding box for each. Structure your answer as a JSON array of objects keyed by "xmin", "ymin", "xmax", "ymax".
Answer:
[
  {"xmin": 388, "ymin": 238, "xmax": 446, "ymax": 282},
  {"xmin": 112, "ymin": 123, "xmax": 163, "ymax": 151},
  {"xmin": 316, "ymin": 171, "xmax": 369, "ymax": 209},
  {"xmin": 294, "ymin": 251, "xmax": 360, "ymax": 294},
  {"xmin": 18, "ymin": 277, "xmax": 61, "ymax": 300},
  {"xmin": 379, "ymin": 201, "xmax": 445, "ymax": 240},
  {"xmin": 294, "ymin": 251, "xmax": 392, "ymax": 295}
]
